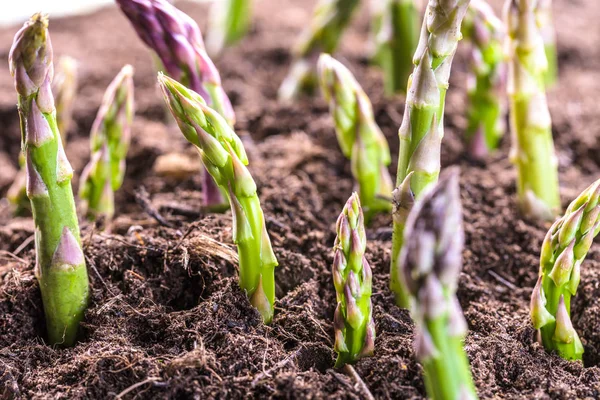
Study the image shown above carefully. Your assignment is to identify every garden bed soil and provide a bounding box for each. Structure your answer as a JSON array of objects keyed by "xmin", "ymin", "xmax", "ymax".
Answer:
[{"xmin": 1, "ymin": 0, "xmax": 600, "ymax": 398}]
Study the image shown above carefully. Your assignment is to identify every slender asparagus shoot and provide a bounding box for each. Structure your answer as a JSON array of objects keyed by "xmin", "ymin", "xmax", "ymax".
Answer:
[
  {"xmin": 462, "ymin": 0, "xmax": 507, "ymax": 159},
  {"xmin": 531, "ymin": 179, "xmax": 600, "ymax": 361},
  {"xmin": 332, "ymin": 193, "xmax": 375, "ymax": 367},
  {"xmin": 535, "ymin": 0, "xmax": 557, "ymax": 86},
  {"xmin": 371, "ymin": 0, "xmax": 420, "ymax": 95},
  {"xmin": 399, "ymin": 168, "xmax": 477, "ymax": 400},
  {"xmin": 158, "ymin": 73, "xmax": 278, "ymax": 323},
  {"xmin": 117, "ymin": 0, "xmax": 234, "ymax": 210},
  {"xmin": 504, "ymin": 0, "xmax": 560, "ymax": 220},
  {"xmin": 9, "ymin": 14, "xmax": 89, "ymax": 346},
  {"xmin": 53, "ymin": 56, "xmax": 78, "ymax": 144},
  {"xmin": 79, "ymin": 65, "xmax": 135, "ymax": 224},
  {"xmin": 390, "ymin": 0, "xmax": 472, "ymax": 308},
  {"xmin": 207, "ymin": 0, "xmax": 252, "ymax": 55},
  {"xmin": 278, "ymin": 0, "xmax": 359, "ymax": 101},
  {"xmin": 318, "ymin": 54, "xmax": 393, "ymax": 220}
]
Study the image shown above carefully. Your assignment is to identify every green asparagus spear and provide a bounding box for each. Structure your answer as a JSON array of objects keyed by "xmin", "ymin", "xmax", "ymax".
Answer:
[
  {"xmin": 9, "ymin": 14, "xmax": 89, "ymax": 346},
  {"xmin": 79, "ymin": 65, "xmax": 135, "ymax": 224},
  {"xmin": 390, "ymin": 0, "xmax": 472, "ymax": 308},
  {"xmin": 53, "ymin": 56, "xmax": 78, "ymax": 144},
  {"xmin": 504, "ymin": 0, "xmax": 560, "ymax": 220},
  {"xmin": 535, "ymin": 0, "xmax": 557, "ymax": 86},
  {"xmin": 207, "ymin": 0, "xmax": 252, "ymax": 55}
]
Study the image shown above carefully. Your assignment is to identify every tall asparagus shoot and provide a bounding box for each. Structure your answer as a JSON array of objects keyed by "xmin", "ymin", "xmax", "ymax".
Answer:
[
  {"xmin": 531, "ymin": 179, "xmax": 600, "ymax": 361},
  {"xmin": 9, "ymin": 14, "xmax": 89, "ymax": 346},
  {"xmin": 504, "ymin": 0, "xmax": 560, "ymax": 220},
  {"xmin": 399, "ymin": 169, "xmax": 477, "ymax": 400},
  {"xmin": 535, "ymin": 0, "xmax": 557, "ymax": 86},
  {"xmin": 53, "ymin": 56, "xmax": 78, "ymax": 144},
  {"xmin": 117, "ymin": 0, "xmax": 234, "ymax": 210},
  {"xmin": 390, "ymin": 0, "xmax": 471, "ymax": 308},
  {"xmin": 79, "ymin": 65, "xmax": 134, "ymax": 224},
  {"xmin": 318, "ymin": 54, "xmax": 393, "ymax": 220},
  {"xmin": 158, "ymin": 74, "xmax": 278, "ymax": 323},
  {"xmin": 207, "ymin": 0, "xmax": 252, "ymax": 55},
  {"xmin": 278, "ymin": 0, "xmax": 359, "ymax": 101},
  {"xmin": 332, "ymin": 193, "xmax": 375, "ymax": 367},
  {"xmin": 462, "ymin": 0, "xmax": 507, "ymax": 159}
]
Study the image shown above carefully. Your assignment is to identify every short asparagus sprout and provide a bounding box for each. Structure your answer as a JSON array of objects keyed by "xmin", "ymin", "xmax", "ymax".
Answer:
[
  {"xmin": 117, "ymin": 0, "xmax": 234, "ymax": 210},
  {"xmin": 462, "ymin": 0, "xmax": 507, "ymax": 159},
  {"xmin": 9, "ymin": 14, "xmax": 89, "ymax": 346},
  {"xmin": 504, "ymin": 0, "xmax": 560, "ymax": 220},
  {"xmin": 317, "ymin": 54, "xmax": 393, "ymax": 220},
  {"xmin": 332, "ymin": 193, "xmax": 375, "ymax": 367},
  {"xmin": 79, "ymin": 65, "xmax": 135, "ymax": 224},
  {"xmin": 207, "ymin": 0, "xmax": 252, "ymax": 55},
  {"xmin": 278, "ymin": 0, "xmax": 359, "ymax": 101},
  {"xmin": 53, "ymin": 55, "xmax": 79, "ymax": 144},
  {"xmin": 390, "ymin": 0, "xmax": 472, "ymax": 308},
  {"xmin": 535, "ymin": 0, "xmax": 557, "ymax": 86},
  {"xmin": 531, "ymin": 179, "xmax": 600, "ymax": 361},
  {"xmin": 399, "ymin": 168, "xmax": 477, "ymax": 400},
  {"xmin": 158, "ymin": 74, "xmax": 278, "ymax": 323}
]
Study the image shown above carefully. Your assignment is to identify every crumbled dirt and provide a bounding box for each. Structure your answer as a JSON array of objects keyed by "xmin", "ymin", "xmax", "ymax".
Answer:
[{"xmin": 1, "ymin": 0, "xmax": 600, "ymax": 398}]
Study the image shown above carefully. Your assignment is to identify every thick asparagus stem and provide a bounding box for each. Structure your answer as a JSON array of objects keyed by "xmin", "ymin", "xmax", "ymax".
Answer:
[
  {"xmin": 158, "ymin": 74, "xmax": 278, "ymax": 323},
  {"xmin": 504, "ymin": 0, "xmax": 560, "ymax": 220},
  {"xmin": 535, "ymin": 0, "xmax": 557, "ymax": 86},
  {"xmin": 390, "ymin": 0, "xmax": 471, "ymax": 308},
  {"xmin": 278, "ymin": 0, "xmax": 359, "ymax": 101},
  {"xmin": 531, "ymin": 179, "xmax": 600, "ymax": 361},
  {"xmin": 317, "ymin": 54, "xmax": 393, "ymax": 220},
  {"xmin": 332, "ymin": 193, "xmax": 375, "ymax": 367},
  {"xmin": 207, "ymin": 0, "xmax": 252, "ymax": 55},
  {"xmin": 9, "ymin": 14, "xmax": 89, "ymax": 346},
  {"xmin": 53, "ymin": 56, "xmax": 78, "ymax": 144},
  {"xmin": 79, "ymin": 65, "xmax": 134, "ymax": 223},
  {"xmin": 399, "ymin": 168, "xmax": 477, "ymax": 400}
]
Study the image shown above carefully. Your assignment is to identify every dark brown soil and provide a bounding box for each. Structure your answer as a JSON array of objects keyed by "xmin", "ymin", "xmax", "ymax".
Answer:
[{"xmin": 1, "ymin": 0, "xmax": 600, "ymax": 398}]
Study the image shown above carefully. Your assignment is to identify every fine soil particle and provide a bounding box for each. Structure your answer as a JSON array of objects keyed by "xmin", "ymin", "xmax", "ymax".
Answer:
[{"xmin": 1, "ymin": 0, "xmax": 600, "ymax": 399}]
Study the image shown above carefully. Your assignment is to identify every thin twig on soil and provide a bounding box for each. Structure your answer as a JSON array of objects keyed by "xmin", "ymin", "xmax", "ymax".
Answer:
[
  {"xmin": 488, "ymin": 269, "xmax": 518, "ymax": 290},
  {"xmin": 343, "ymin": 365, "xmax": 375, "ymax": 400},
  {"xmin": 114, "ymin": 377, "xmax": 162, "ymax": 399},
  {"xmin": 12, "ymin": 234, "xmax": 35, "ymax": 255},
  {"xmin": 135, "ymin": 186, "xmax": 173, "ymax": 227}
]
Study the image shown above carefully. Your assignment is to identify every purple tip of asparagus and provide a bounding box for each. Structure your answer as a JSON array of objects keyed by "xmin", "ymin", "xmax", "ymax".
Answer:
[{"xmin": 51, "ymin": 227, "xmax": 85, "ymax": 269}]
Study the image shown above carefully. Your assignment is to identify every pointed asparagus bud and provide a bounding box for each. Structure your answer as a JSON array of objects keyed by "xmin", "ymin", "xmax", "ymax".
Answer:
[
  {"xmin": 414, "ymin": 325, "xmax": 438, "ymax": 360},
  {"xmin": 249, "ymin": 275, "xmax": 273, "ymax": 324},
  {"xmin": 25, "ymin": 153, "xmax": 48, "ymax": 198},
  {"xmin": 334, "ymin": 304, "xmax": 349, "ymax": 353},
  {"xmin": 392, "ymin": 172, "xmax": 415, "ymax": 225},
  {"xmin": 548, "ymin": 240, "xmax": 575, "ymax": 287},
  {"xmin": 558, "ymin": 207, "xmax": 583, "ymax": 248},
  {"xmin": 51, "ymin": 227, "xmax": 85, "ymax": 270},
  {"xmin": 530, "ymin": 276, "xmax": 555, "ymax": 329},
  {"xmin": 448, "ymin": 297, "xmax": 468, "ymax": 337},
  {"xmin": 553, "ymin": 296, "xmax": 575, "ymax": 344},
  {"xmin": 360, "ymin": 317, "xmax": 376, "ymax": 357}
]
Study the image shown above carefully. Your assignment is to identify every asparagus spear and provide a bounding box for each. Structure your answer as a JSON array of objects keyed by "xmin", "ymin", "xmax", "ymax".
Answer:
[
  {"xmin": 317, "ymin": 54, "xmax": 393, "ymax": 220},
  {"xmin": 116, "ymin": 0, "xmax": 234, "ymax": 209},
  {"xmin": 390, "ymin": 0, "xmax": 472, "ymax": 308},
  {"xmin": 9, "ymin": 14, "xmax": 89, "ymax": 346},
  {"xmin": 79, "ymin": 65, "xmax": 135, "ymax": 224},
  {"xmin": 531, "ymin": 179, "xmax": 600, "ymax": 361},
  {"xmin": 535, "ymin": 0, "xmax": 557, "ymax": 86},
  {"xmin": 399, "ymin": 168, "xmax": 477, "ymax": 400},
  {"xmin": 207, "ymin": 0, "xmax": 252, "ymax": 55},
  {"xmin": 158, "ymin": 74, "xmax": 278, "ymax": 323},
  {"xmin": 462, "ymin": 0, "xmax": 507, "ymax": 159},
  {"xmin": 332, "ymin": 193, "xmax": 375, "ymax": 367},
  {"xmin": 278, "ymin": 0, "xmax": 359, "ymax": 101},
  {"xmin": 504, "ymin": 0, "xmax": 560, "ymax": 220},
  {"xmin": 53, "ymin": 56, "xmax": 78, "ymax": 144}
]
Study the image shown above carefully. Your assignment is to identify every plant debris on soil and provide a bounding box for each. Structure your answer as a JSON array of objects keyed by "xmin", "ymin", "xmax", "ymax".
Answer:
[{"xmin": 1, "ymin": 0, "xmax": 600, "ymax": 398}]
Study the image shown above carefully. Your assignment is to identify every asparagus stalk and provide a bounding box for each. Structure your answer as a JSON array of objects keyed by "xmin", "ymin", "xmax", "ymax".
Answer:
[
  {"xmin": 278, "ymin": 0, "xmax": 359, "ymax": 101},
  {"xmin": 317, "ymin": 54, "xmax": 393, "ymax": 220},
  {"xmin": 535, "ymin": 0, "xmax": 557, "ymax": 86},
  {"xmin": 9, "ymin": 14, "xmax": 89, "ymax": 346},
  {"xmin": 504, "ymin": 0, "xmax": 560, "ymax": 220},
  {"xmin": 207, "ymin": 0, "xmax": 252, "ymax": 55},
  {"xmin": 399, "ymin": 168, "xmax": 477, "ymax": 400},
  {"xmin": 462, "ymin": 0, "xmax": 507, "ymax": 159},
  {"xmin": 390, "ymin": 0, "xmax": 471, "ymax": 308},
  {"xmin": 53, "ymin": 56, "xmax": 78, "ymax": 144},
  {"xmin": 530, "ymin": 179, "xmax": 600, "ymax": 361},
  {"xmin": 79, "ymin": 65, "xmax": 135, "ymax": 224},
  {"xmin": 117, "ymin": 0, "xmax": 234, "ymax": 210},
  {"xmin": 332, "ymin": 193, "xmax": 375, "ymax": 367},
  {"xmin": 158, "ymin": 74, "xmax": 278, "ymax": 323}
]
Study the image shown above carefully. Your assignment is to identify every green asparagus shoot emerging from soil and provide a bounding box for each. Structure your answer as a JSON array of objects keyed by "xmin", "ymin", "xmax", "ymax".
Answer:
[
  {"xmin": 332, "ymin": 193, "xmax": 375, "ymax": 367},
  {"xmin": 53, "ymin": 55, "xmax": 78, "ymax": 144},
  {"xmin": 535, "ymin": 0, "xmax": 557, "ymax": 86},
  {"xmin": 79, "ymin": 65, "xmax": 135, "ymax": 224},
  {"xmin": 462, "ymin": 0, "xmax": 507, "ymax": 159},
  {"xmin": 390, "ymin": 0, "xmax": 471, "ymax": 308},
  {"xmin": 531, "ymin": 179, "xmax": 600, "ymax": 361},
  {"xmin": 207, "ymin": 0, "xmax": 252, "ymax": 55},
  {"xmin": 278, "ymin": 0, "xmax": 359, "ymax": 101},
  {"xmin": 317, "ymin": 54, "xmax": 393, "ymax": 220},
  {"xmin": 158, "ymin": 73, "xmax": 278, "ymax": 323},
  {"xmin": 399, "ymin": 168, "xmax": 477, "ymax": 400},
  {"xmin": 504, "ymin": 0, "xmax": 560, "ymax": 220},
  {"xmin": 9, "ymin": 14, "xmax": 89, "ymax": 346}
]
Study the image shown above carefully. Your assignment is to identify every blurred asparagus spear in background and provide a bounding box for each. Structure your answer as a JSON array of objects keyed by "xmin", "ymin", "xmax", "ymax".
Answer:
[
  {"xmin": 9, "ymin": 14, "xmax": 89, "ymax": 346},
  {"xmin": 158, "ymin": 74, "xmax": 278, "ymax": 323},
  {"xmin": 207, "ymin": 0, "xmax": 252, "ymax": 55},
  {"xmin": 535, "ymin": 0, "xmax": 557, "ymax": 86},
  {"xmin": 504, "ymin": 0, "xmax": 559, "ymax": 220},
  {"xmin": 318, "ymin": 54, "xmax": 393, "ymax": 220},
  {"xmin": 390, "ymin": 0, "xmax": 471, "ymax": 308},
  {"xmin": 53, "ymin": 56, "xmax": 78, "ymax": 144},
  {"xmin": 79, "ymin": 65, "xmax": 134, "ymax": 224},
  {"xmin": 278, "ymin": 0, "xmax": 359, "ymax": 101},
  {"xmin": 462, "ymin": 0, "xmax": 507, "ymax": 159},
  {"xmin": 117, "ymin": 0, "xmax": 234, "ymax": 210}
]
